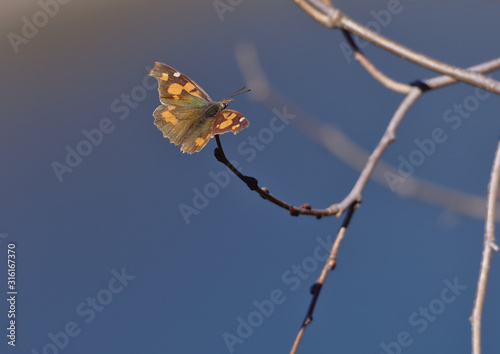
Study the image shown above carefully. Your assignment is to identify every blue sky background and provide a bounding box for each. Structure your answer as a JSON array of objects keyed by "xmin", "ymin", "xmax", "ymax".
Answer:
[{"xmin": 1, "ymin": 0, "xmax": 500, "ymax": 353}]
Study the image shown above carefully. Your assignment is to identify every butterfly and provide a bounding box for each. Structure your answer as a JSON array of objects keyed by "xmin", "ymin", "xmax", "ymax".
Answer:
[{"xmin": 149, "ymin": 62, "xmax": 250, "ymax": 154}]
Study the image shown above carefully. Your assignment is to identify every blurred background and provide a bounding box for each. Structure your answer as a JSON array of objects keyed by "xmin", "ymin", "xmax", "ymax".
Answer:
[{"xmin": 1, "ymin": 0, "xmax": 500, "ymax": 353}]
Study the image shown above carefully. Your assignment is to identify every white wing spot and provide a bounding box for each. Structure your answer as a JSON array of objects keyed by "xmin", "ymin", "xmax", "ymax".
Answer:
[
  {"xmin": 239, "ymin": 117, "xmax": 245, "ymax": 122},
  {"xmin": 173, "ymin": 72, "xmax": 181, "ymax": 77}
]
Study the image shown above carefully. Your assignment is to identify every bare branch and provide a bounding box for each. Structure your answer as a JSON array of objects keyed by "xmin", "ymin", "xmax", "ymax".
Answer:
[
  {"xmin": 471, "ymin": 140, "xmax": 500, "ymax": 354},
  {"xmin": 214, "ymin": 136, "xmax": 335, "ymax": 217},
  {"xmin": 336, "ymin": 88, "xmax": 422, "ymax": 213},
  {"xmin": 293, "ymin": 0, "xmax": 500, "ymax": 95},
  {"xmin": 224, "ymin": 4, "xmax": 500, "ymax": 352},
  {"xmin": 290, "ymin": 202, "xmax": 358, "ymax": 354},
  {"xmin": 342, "ymin": 26, "xmax": 500, "ymax": 94},
  {"xmin": 426, "ymin": 58, "xmax": 500, "ymax": 89},
  {"xmin": 292, "ymin": 0, "xmax": 341, "ymax": 28},
  {"xmin": 341, "ymin": 30, "xmax": 413, "ymax": 94}
]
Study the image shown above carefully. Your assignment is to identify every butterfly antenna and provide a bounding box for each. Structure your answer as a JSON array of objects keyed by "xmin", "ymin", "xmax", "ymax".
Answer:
[{"xmin": 225, "ymin": 86, "xmax": 251, "ymax": 100}]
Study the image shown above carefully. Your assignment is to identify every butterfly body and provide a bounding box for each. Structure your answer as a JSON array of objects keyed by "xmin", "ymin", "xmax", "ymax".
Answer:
[{"xmin": 149, "ymin": 62, "xmax": 249, "ymax": 154}]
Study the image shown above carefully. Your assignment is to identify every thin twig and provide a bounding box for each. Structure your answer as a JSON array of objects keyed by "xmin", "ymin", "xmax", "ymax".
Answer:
[
  {"xmin": 339, "ymin": 88, "xmax": 422, "ymax": 210},
  {"xmin": 290, "ymin": 202, "xmax": 357, "ymax": 354},
  {"xmin": 471, "ymin": 140, "xmax": 500, "ymax": 354},
  {"xmin": 426, "ymin": 58, "xmax": 500, "ymax": 89},
  {"xmin": 345, "ymin": 26, "xmax": 500, "ymax": 94},
  {"xmin": 341, "ymin": 29, "xmax": 500, "ymax": 93},
  {"xmin": 214, "ymin": 136, "xmax": 332, "ymax": 217},
  {"xmin": 293, "ymin": 0, "xmax": 500, "ymax": 95},
  {"xmin": 341, "ymin": 30, "xmax": 413, "ymax": 94}
]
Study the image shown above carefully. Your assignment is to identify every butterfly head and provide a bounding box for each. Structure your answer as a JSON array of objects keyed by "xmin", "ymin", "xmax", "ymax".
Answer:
[
  {"xmin": 209, "ymin": 86, "xmax": 250, "ymax": 118},
  {"xmin": 204, "ymin": 101, "xmax": 227, "ymax": 118}
]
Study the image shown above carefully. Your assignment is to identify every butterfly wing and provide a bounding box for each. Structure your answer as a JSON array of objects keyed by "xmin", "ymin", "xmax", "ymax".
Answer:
[
  {"xmin": 150, "ymin": 62, "xmax": 216, "ymax": 154},
  {"xmin": 152, "ymin": 105, "xmax": 214, "ymax": 154},
  {"xmin": 212, "ymin": 109, "xmax": 249, "ymax": 136},
  {"xmin": 149, "ymin": 62, "xmax": 211, "ymax": 107}
]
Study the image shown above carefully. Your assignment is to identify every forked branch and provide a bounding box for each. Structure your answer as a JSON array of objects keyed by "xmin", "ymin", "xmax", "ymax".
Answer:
[
  {"xmin": 214, "ymin": 88, "xmax": 422, "ymax": 217},
  {"xmin": 293, "ymin": 0, "xmax": 500, "ymax": 95},
  {"xmin": 234, "ymin": 43, "xmax": 500, "ymax": 220},
  {"xmin": 213, "ymin": 3, "xmax": 500, "ymax": 352}
]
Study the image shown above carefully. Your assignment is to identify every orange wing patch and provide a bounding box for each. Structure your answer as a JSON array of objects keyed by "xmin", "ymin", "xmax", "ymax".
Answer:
[
  {"xmin": 167, "ymin": 83, "xmax": 184, "ymax": 95},
  {"xmin": 184, "ymin": 82, "xmax": 196, "ymax": 92},
  {"xmin": 216, "ymin": 111, "xmax": 237, "ymax": 130},
  {"xmin": 166, "ymin": 82, "xmax": 205, "ymax": 100},
  {"xmin": 160, "ymin": 108, "xmax": 179, "ymax": 125},
  {"xmin": 180, "ymin": 126, "xmax": 213, "ymax": 154},
  {"xmin": 195, "ymin": 134, "xmax": 210, "ymax": 147}
]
